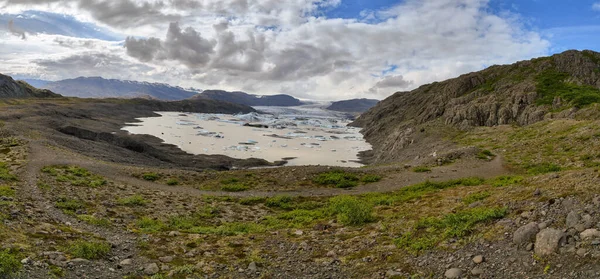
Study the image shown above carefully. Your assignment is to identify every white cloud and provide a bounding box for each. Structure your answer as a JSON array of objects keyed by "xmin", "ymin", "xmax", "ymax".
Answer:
[
  {"xmin": 593, "ymin": 2, "xmax": 600, "ymax": 11},
  {"xmin": 0, "ymin": 0, "xmax": 550, "ymax": 100}
]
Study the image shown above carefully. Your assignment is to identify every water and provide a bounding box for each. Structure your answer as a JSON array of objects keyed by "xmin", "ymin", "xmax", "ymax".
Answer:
[{"xmin": 122, "ymin": 106, "xmax": 372, "ymax": 167}]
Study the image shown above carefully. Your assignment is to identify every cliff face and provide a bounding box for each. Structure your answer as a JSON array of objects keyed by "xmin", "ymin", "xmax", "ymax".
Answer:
[
  {"xmin": 353, "ymin": 50, "xmax": 600, "ymax": 163},
  {"xmin": 326, "ymin": 98, "xmax": 379, "ymax": 113},
  {"xmin": 0, "ymin": 74, "xmax": 61, "ymax": 98}
]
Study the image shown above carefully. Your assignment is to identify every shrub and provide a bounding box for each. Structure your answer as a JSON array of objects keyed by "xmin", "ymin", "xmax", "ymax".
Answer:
[
  {"xmin": 0, "ymin": 249, "xmax": 21, "ymax": 277},
  {"xmin": 118, "ymin": 195, "xmax": 148, "ymax": 206},
  {"xmin": 328, "ymin": 196, "xmax": 374, "ymax": 226},
  {"xmin": 142, "ymin": 172, "xmax": 160, "ymax": 181},
  {"xmin": 265, "ymin": 195, "xmax": 293, "ymax": 209},
  {"xmin": 412, "ymin": 166, "xmax": 431, "ymax": 173},
  {"xmin": 221, "ymin": 183, "xmax": 249, "ymax": 192},
  {"xmin": 67, "ymin": 240, "xmax": 111, "ymax": 260},
  {"xmin": 360, "ymin": 174, "xmax": 382, "ymax": 183},
  {"xmin": 314, "ymin": 170, "xmax": 359, "ymax": 188},
  {"xmin": 166, "ymin": 178, "xmax": 179, "ymax": 186}
]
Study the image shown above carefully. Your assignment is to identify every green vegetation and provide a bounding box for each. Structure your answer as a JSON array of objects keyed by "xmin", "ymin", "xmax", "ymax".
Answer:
[
  {"xmin": 221, "ymin": 183, "xmax": 250, "ymax": 192},
  {"xmin": 0, "ymin": 186, "xmax": 14, "ymax": 197},
  {"xmin": 412, "ymin": 166, "xmax": 431, "ymax": 173},
  {"xmin": 329, "ymin": 196, "xmax": 374, "ymax": 226},
  {"xmin": 42, "ymin": 166, "xmax": 106, "ymax": 187},
  {"xmin": 166, "ymin": 178, "xmax": 179, "ymax": 185},
  {"xmin": 361, "ymin": 174, "xmax": 382, "ymax": 183},
  {"xmin": 55, "ymin": 197, "xmax": 85, "ymax": 214},
  {"xmin": 66, "ymin": 240, "xmax": 111, "ymax": 260},
  {"xmin": 462, "ymin": 191, "xmax": 491, "ymax": 205},
  {"xmin": 117, "ymin": 195, "xmax": 148, "ymax": 206},
  {"xmin": 239, "ymin": 197, "xmax": 266, "ymax": 205},
  {"xmin": 137, "ymin": 217, "xmax": 165, "ymax": 233},
  {"xmin": 77, "ymin": 215, "xmax": 111, "ymax": 227},
  {"xmin": 141, "ymin": 172, "xmax": 160, "ymax": 181},
  {"xmin": 48, "ymin": 265, "xmax": 65, "ymax": 278},
  {"xmin": 526, "ymin": 162, "xmax": 562, "ymax": 175},
  {"xmin": 535, "ymin": 69, "xmax": 600, "ymax": 107},
  {"xmin": 265, "ymin": 195, "xmax": 293, "ymax": 209},
  {"xmin": 476, "ymin": 149, "xmax": 495, "ymax": 160},
  {"xmin": 313, "ymin": 170, "xmax": 359, "ymax": 188},
  {"xmin": 0, "ymin": 249, "xmax": 21, "ymax": 277},
  {"xmin": 395, "ymin": 207, "xmax": 507, "ymax": 252},
  {"xmin": 489, "ymin": 175, "xmax": 524, "ymax": 187},
  {"xmin": 0, "ymin": 163, "xmax": 16, "ymax": 182}
]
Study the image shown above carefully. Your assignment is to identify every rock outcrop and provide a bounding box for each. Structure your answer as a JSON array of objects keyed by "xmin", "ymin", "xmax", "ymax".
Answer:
[
  {"xmin": 352, "ymin": 50, "xmax": 600, "ymax": 163},
  {"xmin": 0, "ymin": 74, "xmax": 61, "ymax": 98}
]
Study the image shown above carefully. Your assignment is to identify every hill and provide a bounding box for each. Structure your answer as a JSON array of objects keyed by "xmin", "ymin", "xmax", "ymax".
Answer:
[
  {"xmin": 353, "ymin": 50, "xmax": 600, "ymax": 164},
  {"xmin": 198, "ymin": 90, "xmax": 304, "ymax": 106},
  {"xmin": 326, "ymin": 98, "xmax": 379, "ymax": 113},
  {"xmin": 43, "ymin": 77, "xmax": 199, "ymax": 100},
  {"xmin": 0, "ymin": 74, "xmax": 61, "ymax": 98}
]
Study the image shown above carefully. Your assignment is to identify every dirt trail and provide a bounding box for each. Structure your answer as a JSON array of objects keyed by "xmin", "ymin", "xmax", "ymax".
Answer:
[{"xmin": 26, "ymin": 140, "xmax": 511, "ymax": 198}]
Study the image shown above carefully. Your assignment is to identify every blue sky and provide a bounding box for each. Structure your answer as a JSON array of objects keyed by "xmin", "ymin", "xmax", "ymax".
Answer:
[{"xmin": 0, "ymin": 0, "xmax": 598, "ymax": 100}]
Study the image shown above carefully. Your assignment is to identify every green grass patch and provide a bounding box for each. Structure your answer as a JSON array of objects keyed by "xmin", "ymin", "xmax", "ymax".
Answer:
[
  {"xmin": 526, "ymin": 162, "xmax": 562, "ymax": 175},
  {"xmin": 535, "ymin": 69, "xmax": 600, "ymax": 108},
  {"xmin": 489, "ymin": 175, "xmax": 524, "ymax": 187},
  {"xmin": 55, "ymin": 197, "xmax": 85, "ymax": 213},
  {"xmin": 0, "ymin": 186, "xmax": 15, "ymax": 197},
  {"xmin": 117, "ymin": 195, "xmax": 148, "ymax": 206},
  {"xmin": 221, "ymin": 183, "xmax": 249, "ymax": 192},
  {"xmin": 136, "ymin": 217, "xmax": 165, "ymax": 233},
  {"xmin": 43, "ymin": 166, "xmax": 106, "ymax": 187},
  {"xmin": 395, "ymin": 207, "xmax": 507, "ymax": 252},
  {"xmin": 476, "ymin": 149, "xmax": 495, "ymax": 160},
  {"xmin": 141, "ymin": 172, "xmax": 160, "ymax": 181},
  {"xmin": 412, "ymin": 166, "xmax": 431, "ymax": 173},
  {"xmin": 265, "ymin": 195, "xmax": 294, "ymax": 209},
  {"xmin": 329, "ymin": 196, "xmax": 374, "ymax": 226},
  {"xmin": 462, "ymin": 191, "xmax": 491, "ymax": 205},
  {"xmin": 77, "ymin": 215, "xmax": 111, "ymax": 227},
  {"xmin": 166, "ymin": 178, "xmax": 179, "ymax": 186},
  {"xmin": 313, "ymin": 170, "xmax": 359, "ymax": 188},
  {"xmin": 0, "ymin": 163, "xmax": 17, "ymax": 182},
  {"xmin": 187, "ymin": 222, "xmax": 267, "ymax": 236},
  {"xmin": 0, "ymin": 249, "xmax": 21, "ymax": 277},
  {"xmin": 360, "ymin": 174, "xmax": 382, "ymax": 183},
  {"xmin": 66, "ymin": 240, "xmax": 111, "ymax": 260}
]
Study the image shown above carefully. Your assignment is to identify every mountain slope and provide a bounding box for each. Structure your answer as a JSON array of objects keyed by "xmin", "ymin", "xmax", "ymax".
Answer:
[
  {"xmin": 43, "ymin": 77, "xmax": 199, "ymax": 100},
  {"xmin": 198, "ymin": 90, "xmax": 304, "ymax": 106},
  {"xmin": 353, "ymin": 50, "xmax": 600, "ymax": 163},
  {"xmin": 0, "ymin": 74, "xmax": 61, "ymax": 98},
  {"xmin": 326, "ymin": 98, "xmax": 379, "ymax": 113}
]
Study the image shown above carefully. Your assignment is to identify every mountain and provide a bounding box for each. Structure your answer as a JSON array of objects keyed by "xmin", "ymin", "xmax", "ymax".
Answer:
[
  {"xmin": 20, "ymin": 79, "xmax": 51, "ymax": 88},
  {"xmin": 352, "ymin": 50, "xmax": 600, "ymax": 163},
  {"xmin": 0, "ymin": 74, "xmax": 61, "ymax": 98},
  {"xmin": 43, "ymin": 77, "xmax": 199, "ymax": 100},
  {"xmin": 198, "ymin": 90, "xmax": 304, "ymax": 106},
  {"xmin": 326, "ymin": 98, "xmax": 379, "ymax": 113}
]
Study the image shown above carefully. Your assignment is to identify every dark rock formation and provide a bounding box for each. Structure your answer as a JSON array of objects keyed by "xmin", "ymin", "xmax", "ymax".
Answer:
[
  {"xmin": 326, "ymin": 98, "xmax": 379, "ymax": 113},
  {"xmin": 0, "ymin": 74, "xmax": 61, "ymax": 98},
  {"xmin": 198, "ymin": 90, "xmax": 304, "ymax": 106}
]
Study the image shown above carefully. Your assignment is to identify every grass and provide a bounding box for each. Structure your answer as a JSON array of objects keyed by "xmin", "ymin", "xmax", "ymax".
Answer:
[
  {"xmin": 412, "ymin": 166, "xmax": 431, "ymax": 173},
  {"xmin": 535, "ymin": 69, "xmax": 600, "ymax": 108},
  {"xmin": 0, "ymin": 163, "xmax": 17, "ymax": 182},
  {"xmin": 221, "ymin": 183, "xmax": 250, "ymax": 192},
  {"xmin": 313, "ymin": 170, "xmax": 359, "ymax": 188},
  {"xmin": 42, "ymin": 166, "xmax": 106, "ymax": 187},
  {"xmin": 526, "ymin": 163, "xmax": 562, "ymax": 175},
  {"xmin": 0, "ymin": 249, "xmax": 21, "ymax": 277},
  {"xmin": 66, "ymin": 240, "xmax": 111, "ymax": 260},
  {"xmin": 136, "ymin": 217, "xmax": 166, "ymax": 233},
  {"xmin": 77, "ymin": 215, "xmax": 111, "ymax": 227},
  {"xmin": 239, "ymin": 197, "xmax": 266, "ymax": 205},
  {"xmin": 166, "ymin": 178, "xmax": 179, "ymax": 185},
  {"xmin": 265, "ymin": 195, "xmax": 293, "ymax": 209},
  {"xmin": 462, "ymin": 191, "xmax": 491, "ymax": 205},
  {"xmin": 117, "ymin": 195, "xmax": 148, "ymax": 206},
  {"xmin": 0, "ymin": 186, "xmax": 14, "ymax": 197},
  {"xmin": 489, "ymin": 175, "xmax": 524, "ymax": 187},
  {"xmin": 55, "ymin": 197, "xmax": 85, "ymax": 214},
  {"xmin": 329, "ymin": 196, "xmax": 374, "ymax": 226},
  {"xmin": 476, "ymin": 149, "xmax": 495, "ymax": 160},
  {"xmin": 361, "ymin": 174, "xmax": 382, "ymax": 183},
  {"xmin": 141, "ymin": 172, "xmax": 160, "ymax": 181},
  {"xmin": 395, "ymin": 207, "xmax": 507, "ymax": 252}
]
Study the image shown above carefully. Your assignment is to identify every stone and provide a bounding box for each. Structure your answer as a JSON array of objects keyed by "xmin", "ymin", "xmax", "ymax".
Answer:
[
  {"xmin": 538, "ymin": 222, "xmax": 549, "ymax": 230},
  {"xmin": 577, "ymin": 248, "xmax": 587, "ymax": 257},
  {"xmin": 566, "ymin": 211, "xmax": 580, "ymax": 229},
  {"xmin": 444, "ymin": 268, "xmax": 463, "ymax": 278},
  {"xmin": 535, "ymin": 228, "xmax": 566, "ymax": 257},
  {"xmin": 144, "ymin": 263, "xmax": 160, "ymax": 275},
  {"xmin": 168, "ymin": 231, "xmax": 180, "ymax": 237},
  {"xmin": 472, "ymin": 255, "xmax": 484, "ymax": 264},
  {"xmin": 513, "ymin": 222, "xmax": 539, "ymax": 244},
  {"xmin": 580, "ymin": 229, "xmax": 600, "ymax": 240},
  {"xmin": 120, "ymin": 259, "xmax": 132, "ymax": 266},
  {"xmin": 471, "ymin": 267, "xmax": 484, "ymax": 276},
  {"xmin": 158, "ymin": 256, "xmax": 174, "ymax": 263},
  {"xmin": 248, "ymin": 262, "xmax": 257, "ymax": 272},
  {"xmin": 20, "ymin": 258, "xmax": 30, "ymax": 265},
  {"xmin": 386, "ymin": 270, "xmax": 403, "ymax": 277},
  {"xmin": 526, "ymin": 243, "xmax": 534, "ymax": 251},
  {"xmin": 68, "ymin": 258, "xmax": 89, "ymax": 263},
  {"xmin": 533, "ymin": 188, "xmax": 541, "ymax": 196},
  {"xmin": 294, "ymin": 229, "xmax": 304, "ymax": 236}
]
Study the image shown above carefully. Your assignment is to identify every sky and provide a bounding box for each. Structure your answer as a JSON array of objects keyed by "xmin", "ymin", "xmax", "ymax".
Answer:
[{"xmin": 0, "ymin": 0, "xmax": 598, "ymax": 100}]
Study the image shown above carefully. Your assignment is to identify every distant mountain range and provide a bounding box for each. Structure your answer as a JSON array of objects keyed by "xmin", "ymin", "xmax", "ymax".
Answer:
[
  {"xmin": 39, "ymin": 77, "xmax": 200, "ymax": 100},
  {"xmin": 0, "ymin": 74, "xmax": 60, "ymax": 98},
  {"xmin": 326, "ymin": 98, "xmax": 379, "ymax": 113},
  {"xmin": 196, "ymin": 90, "xmax": 305, "ymax": 107}
]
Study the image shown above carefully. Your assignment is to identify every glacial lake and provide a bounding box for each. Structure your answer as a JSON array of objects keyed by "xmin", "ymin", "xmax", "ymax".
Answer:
[{"xmin": 122, "ymin": 106, "xmax": 372, "ymax": 167}]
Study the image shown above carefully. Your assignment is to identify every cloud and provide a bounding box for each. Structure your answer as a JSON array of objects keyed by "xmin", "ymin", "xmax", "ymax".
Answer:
[
  {"xmin": 593, "ymin": 2, "xmax": 600, "ymax": 11},
  {"xmin": 368, "ymin": 75, "xmax": 413, "ymax": 95},
  {"xmin": 7, "ymin": 19, "xmax": 26, "ymax": 39}
]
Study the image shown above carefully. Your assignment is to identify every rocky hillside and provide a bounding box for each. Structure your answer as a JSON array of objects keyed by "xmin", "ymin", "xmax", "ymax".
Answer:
[
  {"xmin": 326, "ymin": 98, "xmax": 379, "ymax": 113},
  {"xmin": 0, "ymin": 74, "xmax": 61, "ymax": 98},
  {"xmin": 198, "ymin": 90, "xmax": 304, "ymax": 106},
  {"xmin": 353, "ymin": 50, "xmax": 600, "ymax": 163},
  {"xmin": 43, "ymin": 77, "xmax": 199, "ymax": 100}
]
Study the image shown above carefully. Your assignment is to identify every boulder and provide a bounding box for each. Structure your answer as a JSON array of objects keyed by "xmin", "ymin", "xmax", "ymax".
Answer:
[
  {"xmin": 444, "ymin": 268, "xmax": 463, "ymax": 278},
  {"xmin": 535, "ymin": 228, "xmax": 566, "ymax": 256},
  {"xmin": 513, "ymin": 222, "xmax": 539, "ymax": 244}
]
